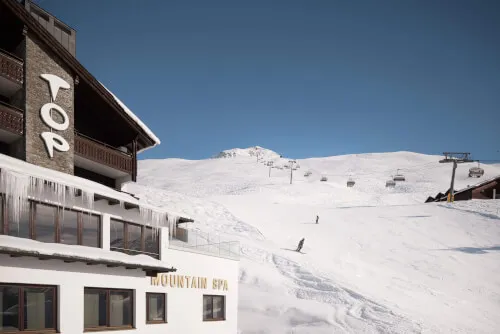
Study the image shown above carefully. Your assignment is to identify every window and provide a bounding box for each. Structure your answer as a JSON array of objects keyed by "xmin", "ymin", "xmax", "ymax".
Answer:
[
  {"xmin": 110, "ymin": 219, "xmax": 159, "ymax": 259},
  {"xmin": 81, "ymin": 214, "xmax": 100, "ymax": 248},
  {"xmin": 59, "ymin": 209, "xmax": 78, "ymax": 245},
  {"xmin": 34, "ymin": 204, "xmax": 56, "ymax": 243},
  {"xmin": 146, "ymin": 293, "xmax": 166, "ymax": 324},
  {"xmin": 7, "ymin": 202, "xmax": 31, "ymax": 239},
  {"xmin": 0, "ymin": 284, "xmax": 56, "ymax": 332},
  {"xmin": 0, "ymin": 199, "xmax": 100, "ymax": 249},
  {"xmin": 203, "ymin": 295, "xmax": 225, "ymax": 321},
  {"xmin": 84, "ymin": 288, "xmax": 133, "ymax": 331}
]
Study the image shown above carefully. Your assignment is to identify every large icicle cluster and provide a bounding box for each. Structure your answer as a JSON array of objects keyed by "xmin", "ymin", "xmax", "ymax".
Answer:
[
  {"xmin": 0, "ymin": 168, "xmax": 94, "ymax": 224},
  {"xmin": 1, "ymin": 167, "xmax": 177, "ymax": 234}
]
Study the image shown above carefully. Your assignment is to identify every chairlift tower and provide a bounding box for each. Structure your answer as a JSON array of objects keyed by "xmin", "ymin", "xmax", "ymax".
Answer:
[
  {"xmin": 268, "ymin": 161, "xmax": 273, "ymax": 177},
  {"xmin": 289, "ymin": 160, "xmax": 296, "ymax": 184},
  {"xmin": 439, "ymin": 152, "xmax": 473, "ymax": 202}
]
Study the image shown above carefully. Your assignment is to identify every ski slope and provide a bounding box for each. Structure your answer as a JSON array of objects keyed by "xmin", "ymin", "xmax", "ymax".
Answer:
[{"xmin": 126, "ymin": 149, "xmax": 500, "ymax": 333}]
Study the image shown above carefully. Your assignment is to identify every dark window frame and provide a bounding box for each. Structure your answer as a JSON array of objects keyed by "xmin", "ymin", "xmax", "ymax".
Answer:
[
  {"xmin": 83, "ymin": 287, "xmax": 134, "ymax": 332},
  {"xmin": 0, "ymin": 197, "xmax": 101, "ymax": 248},
  {"xmin": 202, "ymin": 295, "xmax": 226, "ymax": 322},
  {"xmin": 0, "ymin": 283, "xmax": 57, "ymax": 333},
  {"xmin": 110, "ymin": 219, "xmax": 159, "ymax": 259},
  {"xmin": 145, "ymin": 293, "xmax": 167, "ymax": 324}
]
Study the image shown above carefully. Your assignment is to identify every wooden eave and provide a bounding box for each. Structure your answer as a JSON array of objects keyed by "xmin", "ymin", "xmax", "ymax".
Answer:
[{"xmin": 1, "ymin": 0, "xmax": 156, "ymax": 151}]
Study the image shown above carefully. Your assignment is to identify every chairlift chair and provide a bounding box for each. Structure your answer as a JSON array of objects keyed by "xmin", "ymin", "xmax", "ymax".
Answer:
[
  {"xmin": 386, "ymin": 179, "xmax": 396, "ymax": 188},
  {"xmin": 469, "ymin": 162, "xmax": 484, "ymax": 178},
  {"xmin": 347, "ymin": 179, "xmax": 355, "ymax": 187},
  {"xmin": 320, "ymin": 176, "xmax": 328, "ymax": 182},
  {"xmin": 393, "ymin": 169, "xmax": 406, "ymax": 182}
]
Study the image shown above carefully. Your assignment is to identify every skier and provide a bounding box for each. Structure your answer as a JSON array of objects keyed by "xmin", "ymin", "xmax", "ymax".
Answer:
[
  {"xmin": 316, "ymin": 215, "xmax": 319, "ymax": 224},
  {"xmin": 296, "ymin": 238, "xmax": 305, "ymax": 252}
]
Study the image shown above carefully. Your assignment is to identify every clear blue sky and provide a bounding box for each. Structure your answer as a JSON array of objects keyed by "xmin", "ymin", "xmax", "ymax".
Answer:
[{"xmin": 36, "ymin": 0, "xmax": 500, "ymax": 161}]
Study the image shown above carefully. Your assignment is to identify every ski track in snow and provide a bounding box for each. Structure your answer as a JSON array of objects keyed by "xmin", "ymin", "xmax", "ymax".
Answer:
[{"xmin": 129, "ymin": 151, "xmax": 500, "ymax": 333}]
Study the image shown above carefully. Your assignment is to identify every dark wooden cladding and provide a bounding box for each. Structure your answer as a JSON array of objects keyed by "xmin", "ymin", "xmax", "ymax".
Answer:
[
  {"xmin": 0, "ymin": 101, "xmax": 23, "ymax": 135},
  {"xmin": 0, "ymin": 48, "xmax": 23, "ymax": 85},
  {"xmin": 74, "ymin": 132, "xmax": 133, "ymax": 174}
]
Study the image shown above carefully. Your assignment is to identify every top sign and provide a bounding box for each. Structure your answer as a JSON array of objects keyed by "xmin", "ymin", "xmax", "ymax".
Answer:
[{"xmin": 39, "ymin": 74, "xmax": 71, "ymax": 159}]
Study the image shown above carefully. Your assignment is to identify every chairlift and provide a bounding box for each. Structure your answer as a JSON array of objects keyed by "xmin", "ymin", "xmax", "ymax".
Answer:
[
  {"xmin": 304, "ymin": 171, "xmax": 312, "ymax": 177},
  {"xmin": 393, "ymin": 169, "xmax": 406, "ymax": 182},
  {"xmin": 469, "ymin": 162, "xmax": 484, "ymax": 178},
  {"xmin": 347, "ymin": 178, "xmax": 355, "ymax": 187},
  {"xmin": 386, "ymin": 179, "xmax": 396, "ymax": 188},
  {"xmin": 320, "ymin": 176, "xmax": 328, "ymax": 182}
]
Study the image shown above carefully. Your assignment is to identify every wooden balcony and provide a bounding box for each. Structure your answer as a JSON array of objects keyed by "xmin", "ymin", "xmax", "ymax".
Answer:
[
  {"xmin": 0, "ymin": 101, "xmax": 23, "ymax": 135},
  {"xmin": 0, "ymin": 49, "xmax": 23, "ymax": 86},
  {"xmin": 74, "ymin": 132, "xmax": 134, "ymax": 175}
]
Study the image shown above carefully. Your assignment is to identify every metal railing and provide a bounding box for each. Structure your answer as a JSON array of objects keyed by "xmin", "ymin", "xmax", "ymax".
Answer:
[{"xmin": 169, "ymin": 227, "xmax": 240, "ymax": 260}]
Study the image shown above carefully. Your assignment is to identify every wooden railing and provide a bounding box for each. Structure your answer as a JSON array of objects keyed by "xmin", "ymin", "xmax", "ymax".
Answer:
[
  {"xmin": 0, "ymin": 101, "xmax": 23, "ymax": 135},
  {"xmin": 74, "ymin": 132, "xmax": 133, "ymax": 174},
  {"xmin": 0, "ymin": 49, "xmax": 23, "ymax": 85}
]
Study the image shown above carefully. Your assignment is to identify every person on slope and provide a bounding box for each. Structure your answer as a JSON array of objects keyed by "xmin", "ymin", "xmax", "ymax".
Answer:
[
  {"xmin": 296, "ymin": 238, "xmax": 305, "ymax": 252},
  {"xmin": 316, "ymin": 215, "xmax": 319, "ymax": 224}
]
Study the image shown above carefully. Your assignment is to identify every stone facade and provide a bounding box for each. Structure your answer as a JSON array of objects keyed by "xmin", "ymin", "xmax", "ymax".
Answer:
[{"xmin": 24, "ymin": 34, "xmax": 74, "ymax": 175}]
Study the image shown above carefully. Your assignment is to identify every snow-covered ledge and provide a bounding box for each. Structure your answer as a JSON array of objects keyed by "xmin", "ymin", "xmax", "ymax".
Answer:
[{"xmin": 0, "ymin": 235, "xmax": 176, "ymax": 277}]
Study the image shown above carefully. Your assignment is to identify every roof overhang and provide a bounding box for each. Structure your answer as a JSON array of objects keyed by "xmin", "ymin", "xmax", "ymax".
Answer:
[
  {"xmin": 1, "ymin": 0, "xmax": 160, "ymax": 152},
  {"xmin": 0, "ymin": 247, "xmax": 176, "ymax": 277}
]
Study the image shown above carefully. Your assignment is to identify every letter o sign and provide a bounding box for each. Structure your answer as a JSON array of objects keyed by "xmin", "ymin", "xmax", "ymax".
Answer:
[{"xmin": 40, "ymin": 103, "xmax": 69, "ymax": 131}]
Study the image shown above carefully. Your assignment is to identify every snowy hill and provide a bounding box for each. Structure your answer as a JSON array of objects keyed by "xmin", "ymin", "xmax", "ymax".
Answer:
[{"xmin": 126, "ymin": 150, "xmax": 500, "ymax": 333}]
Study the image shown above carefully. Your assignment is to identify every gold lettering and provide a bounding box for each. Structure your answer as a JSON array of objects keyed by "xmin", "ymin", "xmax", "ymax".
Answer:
[
  {"xmin": 151, "ymin": 275, "xmax": 161, "ymax": 286},
  {"xmin": 223, "ymin": 280, "xmax": 228, "ymax": 291},
  {"xmin": 170, "ymin": 275, "xmax": 177, "ymax": 287},
  {"xmin": 200, "ymin": 277, "xmax": 207, "ymax": 289},
  {"xmin": 185, "ymin": 276, "xmax": 191, "ymax": 287},
  {"xmin": 191, "ymin": 277, "xmax": 197, "ymax": 288},
  {"xmin": 161, "ymin": 274, "xmax": 168, "ymax": 287},
  {"xmin": 178, "ymin": 275, "xmax": 185, "ymax": 288},
  {"xmin": 212, "ymin": 279, "xmax": 217, "ymax": 289}
]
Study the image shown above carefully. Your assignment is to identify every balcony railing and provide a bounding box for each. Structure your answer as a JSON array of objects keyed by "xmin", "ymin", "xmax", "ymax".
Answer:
[
  {"xmin": 0, "ymin": 49, "xmax": 23, "ymax": 85},
  {"xmin": 74, "ymin": 132, "xmax": 133, "ymax": 174},
  {"xmin": 0, "ymin": 101, "xmax": 23, "ymax": 135},
  {"xmin": 169, "ymin": 227, "xmax": 240, "ymax": 260}
]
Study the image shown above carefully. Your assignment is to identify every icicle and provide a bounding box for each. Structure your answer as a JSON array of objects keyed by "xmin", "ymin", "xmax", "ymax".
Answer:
[
  {"xmin": 0, "ymin": 169, "xmax": 30, "ymax": 224},
  {"xmin": 168, "ymin": 213, "xmax": 179, "ymax": 238},
  {"xmin": 140, "ymin": 206, "xmax": 168, "ymax": 239},
  {"xmin": 81, "ymin": 189, "xmax": 94, "ymax": 211},
  {"xmin": 30, "ymin": 177, "xmax": 44, "ymax": 201}
]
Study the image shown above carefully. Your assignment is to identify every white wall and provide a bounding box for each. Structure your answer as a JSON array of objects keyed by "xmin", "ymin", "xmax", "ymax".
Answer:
[
  {"xmin": 0, "ymin": 198, "xmax": 239, "ymax": 333},
  {"xmin": 0, "ymin": 249, "xmax": 238, "ymax": 333},
  {"xmin": 148, "ymin": 247, "xmax": 239, "ymax": 334}
]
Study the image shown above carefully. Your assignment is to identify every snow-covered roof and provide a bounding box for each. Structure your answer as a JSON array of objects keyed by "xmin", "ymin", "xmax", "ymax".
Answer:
[
  {"xmin": 0, "ymin": 153, "xmax": 193, "ymax": 223},
  {"xmin": 100, "ymin": 83, "xmax": 161, "ymax": 154},
  {"xmin": 0, "ymin": 235, "xmax": 174, "ymax": 276}
]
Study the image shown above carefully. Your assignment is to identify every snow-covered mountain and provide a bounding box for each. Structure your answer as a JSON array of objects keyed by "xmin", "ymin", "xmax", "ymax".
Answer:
[
  {"xmin": 126, "ymin": 149, "xmax": 500, "ymax": 333},
  {"xmin": 214, "ymin": 146, "xmax": 281, "ymax": 160}
]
